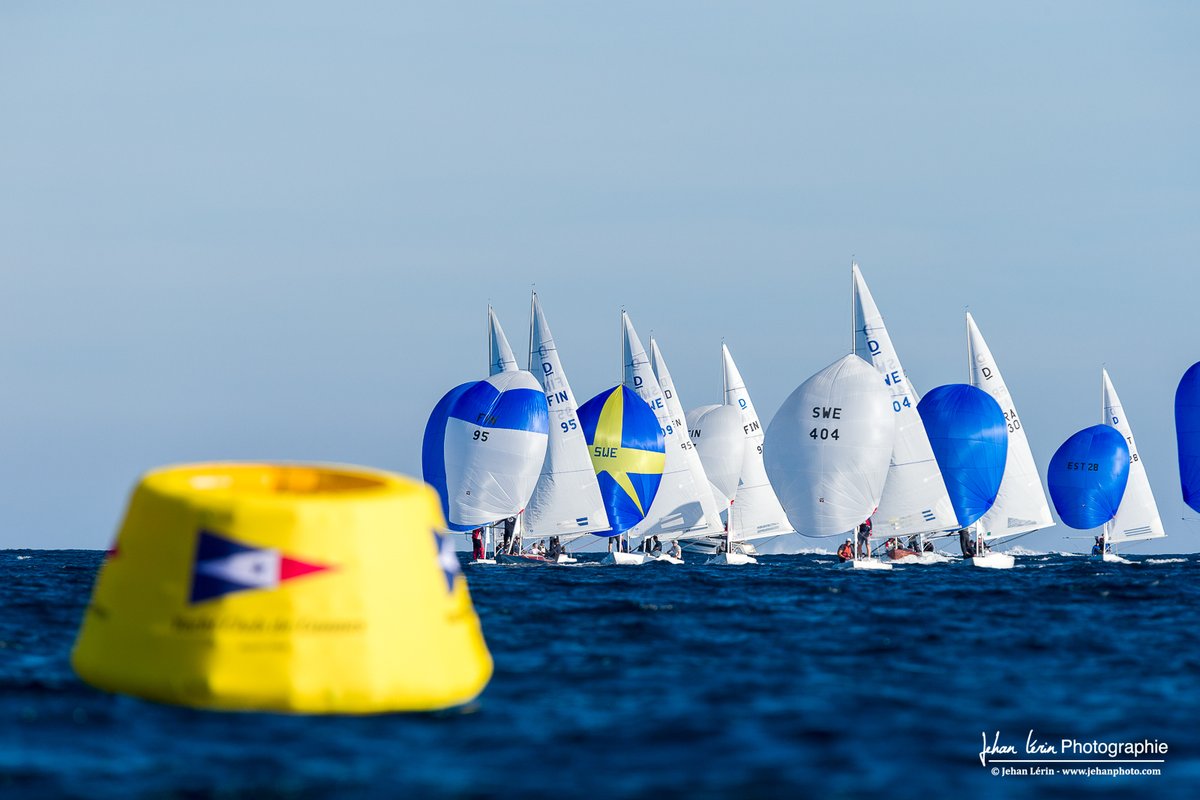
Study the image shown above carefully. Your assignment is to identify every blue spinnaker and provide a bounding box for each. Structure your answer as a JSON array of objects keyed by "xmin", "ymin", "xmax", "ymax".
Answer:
[
  {"xmin": 577, "ymin": 385, "xmax": 665, "ymax": 536},
  {"xmin": 1047, "ymin": 425, "xmax": 1130, "ymax": 530},
  {"xmin": 917, "ymin": 384, "xmax": 1008, "ymax": 528},
  {"xmin": 1176, "ymin": 362, "xmax": 1200, "ymax": 514}
]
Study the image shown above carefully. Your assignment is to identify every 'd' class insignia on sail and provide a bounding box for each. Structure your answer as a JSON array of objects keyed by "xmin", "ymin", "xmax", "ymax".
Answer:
[{"xmin": 577, "ymin": 385, "xmax": 666, "ymax": 536}]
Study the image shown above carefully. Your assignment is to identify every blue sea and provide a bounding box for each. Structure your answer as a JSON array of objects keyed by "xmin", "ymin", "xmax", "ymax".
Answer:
[{"xmin": 2, "ymin": 549, "xmax": 1198, "ymax": 798}]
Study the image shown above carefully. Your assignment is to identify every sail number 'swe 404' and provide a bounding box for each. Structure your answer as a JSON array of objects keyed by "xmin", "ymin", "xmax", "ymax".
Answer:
[{"xmin": 810, "ymin": 406, "xmax": 841, "ymax": 441}]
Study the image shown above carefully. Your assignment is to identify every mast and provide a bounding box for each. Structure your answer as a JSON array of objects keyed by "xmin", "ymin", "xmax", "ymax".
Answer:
[
  {"xmin": 850, "ymin": 260, "xmax": 856, "ymax": 355},
  {"xmin": 1100, "ymin": 368, "xmax": 1109, "ymax": 556},
  {"xmin": 487, "ymin": 304, "xmax": 493, "ymax": 375},
  {"xmin": 528, "ymin": 291, "xmax": 536, "ymax": 371}
]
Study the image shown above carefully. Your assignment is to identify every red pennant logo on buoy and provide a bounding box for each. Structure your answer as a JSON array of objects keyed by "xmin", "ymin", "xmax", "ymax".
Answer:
[{"xmin": 189, "ymin": 529, "xmax": 333, "ymax": 604}]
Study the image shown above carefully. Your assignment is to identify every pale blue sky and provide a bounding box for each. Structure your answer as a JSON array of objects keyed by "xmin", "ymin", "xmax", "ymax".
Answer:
[{"xmin": 2, "ymin": 2, "xmax": 1197, "ymax": 552}]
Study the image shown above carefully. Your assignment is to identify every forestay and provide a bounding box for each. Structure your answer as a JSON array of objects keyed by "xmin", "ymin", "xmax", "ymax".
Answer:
[
  {"xmin": 967, "ymin": 313, "xmax": 1054, "ymax": 540},
  {"xmin": 524, "ymin": 293, "xmax": 610, "ymax": 537},
  {"xmin": 1102, "ymin": 369, "xmax": 1166, "ymax": 543},
  {"xmin": 852, "ymin": 264, "xmax": 955, "ymax": 535},
  {"xmin": 764, "ymin": 354, "xmax": 896, "ymax": 537}
]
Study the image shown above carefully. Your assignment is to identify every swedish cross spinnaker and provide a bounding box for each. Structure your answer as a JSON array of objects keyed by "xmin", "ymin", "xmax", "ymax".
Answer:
[
  {"xmin": 422, "ymin": 371, "xmax": 550, "ymax": 531},
  {"xmin": 764, "ymin": 354, "xmax": 896, "ymax": 537},
  {"xmin": 577, "ymin": 384, "xmax": 666, "ymax": 536},
  {"xmin": 916, "ymin": 384, "xmax": 1008, "ymax": 529},
  {"xmin": 1176, "ymin": 361, "xmax": 1200, "ymax": 515},
  {"xmin": 1047, "ymin": 425, "xmax": 1131, "ymax": 530}
]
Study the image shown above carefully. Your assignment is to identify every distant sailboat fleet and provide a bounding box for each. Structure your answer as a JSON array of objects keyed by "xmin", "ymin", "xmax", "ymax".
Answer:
[{"xmin": 423, "ymin": 268, "xmax": 1199, "ymax": 568}]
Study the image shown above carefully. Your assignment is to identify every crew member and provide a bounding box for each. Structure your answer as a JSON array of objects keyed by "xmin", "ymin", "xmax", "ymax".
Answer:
[
  {"xmin": 958, "ymin": 528, "xmax": 976, "ymax": 558},
  {"xmin": 837, "ymin": 539, "xmax": 854, "ymax": 563},
  {"xmin": 471, "ymin": 528, "xmax": 485, "ymax": 561}
]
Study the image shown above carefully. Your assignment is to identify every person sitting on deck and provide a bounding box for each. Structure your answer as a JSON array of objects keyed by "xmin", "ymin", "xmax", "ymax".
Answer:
[
  {"xmin": 669, "ymin": 539, "xmax": 682, "ymax": 560},
  {"xmin": 548, "ymin": 536, "xmax": 561, "ymax": 559},
  {"xmin": 837, "ymin": 539, "xmax": 854, "ymax": 563},
  {"xmin": 1092, "ymin": 535, "xmax": 1105, "ymax": 556}
]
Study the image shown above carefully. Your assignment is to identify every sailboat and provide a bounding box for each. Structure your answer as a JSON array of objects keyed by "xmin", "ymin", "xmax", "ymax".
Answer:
[
  {"xmin": 648, "ymin": 336, "xmax": 736, "ymax": 564},
  {"xmin": 1097, "ymin": 369, "xmax": 1166, "ymax": 562},
  {"xmin": 522, "ymin": 293, "xmax": 610, "ymax": 563},
  {"xmin": 1048, "ymin": 425, "xmax": 1130, "ymax": 552},
  {"xmin": 965, "ymin": 313, "xmax": 1053, "ymax": 566},
  {"xmin": 618, "ymin": 313, "xmax": 724, "ymax": 560},
  {"xmin": 764, "ymin": 354, "xmax": 897, "ymax": 570},
  {"xmin": 916, "ymin": 383, "xmax": 1011, "ymax": 568},
  {"xmin": 852, "ymin": 264, "xmax": 956, "ymax": 552},
  {"xmin": 422, "ymin": 364, "xmax": 550, "ymax": 559},
  {"xmin": 685, "ymin": 402, "xmax": 751, "ymax": 562},
  {"xmin": 577, "ymin": 384, "xmax": 667, "ymax": 565},
  {"xmin": 719, "ymin": 344, "xmax": 798, "ymax": 554}
]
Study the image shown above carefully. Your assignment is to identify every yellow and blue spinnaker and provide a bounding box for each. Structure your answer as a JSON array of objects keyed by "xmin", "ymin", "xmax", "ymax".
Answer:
[{"xmin": 577, "ymin": 385, "xmax": 665, "ymax": 536}]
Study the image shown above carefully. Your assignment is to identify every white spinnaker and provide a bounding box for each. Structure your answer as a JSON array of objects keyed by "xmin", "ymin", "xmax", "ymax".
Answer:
[
  {"xmin": 685, "ymin": 403, "xmax": 745, "ymax": 507},
  {"xmin": 852, "ymin": 264, "xmax": 955, "ymax": 535},
  {"xmin": 488, "ymin": 306, "xmax": 518, "ymax": 376},
  {"xmin": 622, "ymin": 314, "xmax": 722, "ymax": 540},
  {"xmin": 1102, "ymin": 369, "xmax": 1166, "ymax": 543},
  {"xmin": 764, "ymin": 354, "xmax": 896, "ymax": 537},
  {"xmin": 442, "ymin": 371, "xmax": 549, "ymax": 529},
  {"xmin": 721, "ymin": 344, "xmax": 795, "ymax": 540},
  {"xmin": 524, "ymin": 294, "xmax": 610, "ymax": 537},
  {"xmin": 967, "ymin": 313, "xmax": 1053, "ymax": 540}
]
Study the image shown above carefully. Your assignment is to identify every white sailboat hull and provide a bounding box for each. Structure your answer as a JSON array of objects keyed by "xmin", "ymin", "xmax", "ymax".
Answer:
[
  {"xmin": 645, "ymin": 552, "xmax": 684, "ymax": 565},
  {"xmin": 706, "ymin": 552, "xmax": 757, "ymax": 565},
  {"xmin": 1096, "ymin": 552, "xmax": 1132, "ymax": 564},
  {"xmin": 602, "ymin": 552, "xmax": 646, "ymax": 566},
  {"xmin": 839, "ymin": 558, "xmax": 893, "ymax": 571},
  {"xmin": 468, "ymin": 558, "xmax": 497, "ymax": 566},
  {"xmin": 967, "ymin": 553, "xmax": 1015, "ymax": 570}
]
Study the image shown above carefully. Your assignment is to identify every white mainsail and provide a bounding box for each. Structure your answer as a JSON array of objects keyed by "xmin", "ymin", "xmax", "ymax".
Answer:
[
  {"xmin": 967, "ymin": 313, "xmax": 1053, "ymax": 540},
  {"xmin": 524, "ymin": 293, "xmax": 609, "ymax": 537},
  {"xmin": 1102, "ymin": 369, "xmax": 1166, "ymax": 544},
  {"xmin": 720, "ymin": 344, "xmax": 795, "ymax": 540},
  {"xmin": 488, "ymin": 305, "xmax": 519, "ymax": 376},
  {"xmin": 622, "ymin": 314, "xmax": 723, "ymax": 540},
  {"xmin": 852, "ymin": 263, "xmax": 955, "ymax": 535},
  {"xmin": 764, "ymin": 354, "xmax": 896, "ymax": 536}
]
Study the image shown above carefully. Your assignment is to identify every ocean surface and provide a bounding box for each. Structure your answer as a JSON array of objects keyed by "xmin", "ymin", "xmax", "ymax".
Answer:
[{"xmin": 2, "ymin": 549, "xmax": 1198, "ymax": 799}]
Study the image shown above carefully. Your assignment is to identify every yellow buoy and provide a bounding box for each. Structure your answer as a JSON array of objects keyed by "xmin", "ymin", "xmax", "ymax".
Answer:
[{"xmin": 72, "ymin": 463, "xmax": 492, "ymax": 713}]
